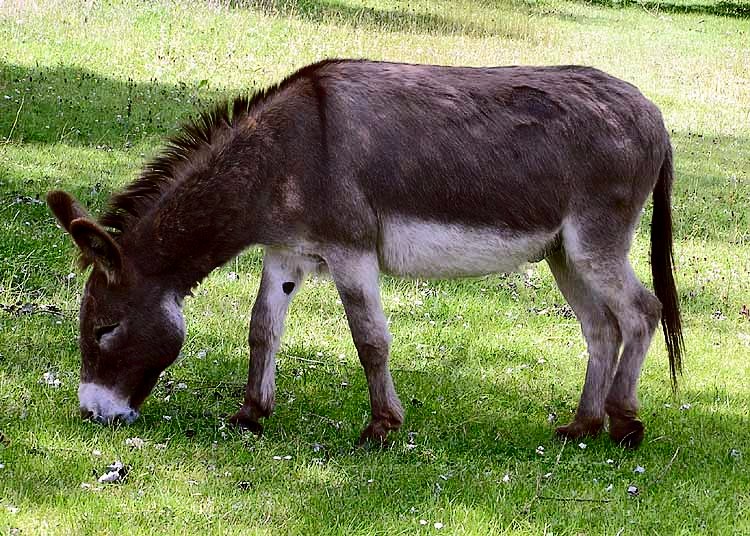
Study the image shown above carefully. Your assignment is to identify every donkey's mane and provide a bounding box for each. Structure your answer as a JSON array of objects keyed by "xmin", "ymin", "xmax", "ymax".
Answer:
[
  {"xmin": 98, "ymin": 59, "xmax": 344, "ymax": 236},
  {"xmin": 97, "ymin": 95, "xmax": 256, "ymax": 235}
]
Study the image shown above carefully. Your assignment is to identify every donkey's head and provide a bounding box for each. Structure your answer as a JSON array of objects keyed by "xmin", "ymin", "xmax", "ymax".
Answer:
[{"xmin": 47, "ymin": 191, "xmax": 186, "ymax": 424}]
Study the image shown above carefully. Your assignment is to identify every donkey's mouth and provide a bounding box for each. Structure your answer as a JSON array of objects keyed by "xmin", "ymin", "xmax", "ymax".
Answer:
[
  {"xmin": 80, "ymin": 407, "xmax": 140, "ymax": 425},
  {"xmin": 78, "ymin": 382, "xmax": 140, "ymax": 425}
]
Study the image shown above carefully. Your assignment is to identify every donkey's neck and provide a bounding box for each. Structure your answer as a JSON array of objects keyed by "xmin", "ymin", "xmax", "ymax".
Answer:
[{"xmin": 130, "ymin": 141, "xmax": 268, "ymax": 293}]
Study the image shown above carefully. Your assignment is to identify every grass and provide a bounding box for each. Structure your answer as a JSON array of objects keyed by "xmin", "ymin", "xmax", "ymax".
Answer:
[{"xmin": 1, "ymin": 0, "xmax": 749, "ymax": 533}]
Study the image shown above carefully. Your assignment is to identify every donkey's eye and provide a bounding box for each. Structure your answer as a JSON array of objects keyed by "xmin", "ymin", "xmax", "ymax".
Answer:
[{"xmin": 94, "ymin": 323, "xmax": 120, "ymax": 343}]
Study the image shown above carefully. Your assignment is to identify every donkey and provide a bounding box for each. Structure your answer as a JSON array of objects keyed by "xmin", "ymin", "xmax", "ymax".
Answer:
[{"xmin": 48, "ymin": 59, "xmax": 683, "ymax": 448}]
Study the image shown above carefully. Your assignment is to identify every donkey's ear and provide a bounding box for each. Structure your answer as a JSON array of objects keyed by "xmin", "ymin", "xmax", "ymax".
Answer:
[
  {"xmin": 46, "ymin": 190, "xmax": 91, "ymax": 233},
  {"xmin": 69, "ymin": 218, "xmax": 123, "ymax": 280}
]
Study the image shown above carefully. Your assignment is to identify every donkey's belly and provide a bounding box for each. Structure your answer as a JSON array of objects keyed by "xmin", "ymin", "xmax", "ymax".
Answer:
[{"xmin": 377, "ymin": 219, "xmax": 559, "ymax": 278}]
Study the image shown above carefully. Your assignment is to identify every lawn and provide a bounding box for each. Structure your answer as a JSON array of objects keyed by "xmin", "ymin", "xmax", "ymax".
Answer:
[{"xmin": 1, "ymin": 0, "xmax": 749, "ymax": 534}]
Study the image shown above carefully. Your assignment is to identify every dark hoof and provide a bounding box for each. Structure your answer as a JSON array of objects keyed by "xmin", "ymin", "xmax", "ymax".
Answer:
[
  {"xmin": 228, "ymin": 411, "xmax": 264, "ymax": 436},
  {"xmin": 357, "ymin": 420, "xmax": 397, "ymax": 448},
  {"xmin": 609, "ymin": 418, "xmax": 644, "ymax": 449},
  {"xmin": 555, "ymin": 418, "xmax": 604, "ymax": 440}
]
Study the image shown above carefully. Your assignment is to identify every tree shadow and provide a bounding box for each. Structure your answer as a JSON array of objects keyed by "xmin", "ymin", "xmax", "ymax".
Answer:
[
  {"xmin": 222, "ymin": 0, "xmax": 534, "ymax": 39},
  {"xmin": 0, "ymin": 62, "xmax": 225, "ymax": 149},
  {"xmin": 574, "ymin": 0, "xmax": 750, "ymax": 18}
]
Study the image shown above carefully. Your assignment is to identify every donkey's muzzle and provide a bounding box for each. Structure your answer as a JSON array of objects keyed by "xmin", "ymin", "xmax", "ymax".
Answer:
[{"xmin": 80, "ymin": 407, "xmax": 139, "ymax": 425}]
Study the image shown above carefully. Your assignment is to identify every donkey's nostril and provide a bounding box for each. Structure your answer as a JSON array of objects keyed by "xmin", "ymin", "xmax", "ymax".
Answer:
[
  {"xmin": 119, "ymin": 409, "xmax": 140, "ymax": 425},
  {"xmin": 80, "ymin": 408, "xmax": 94, "ymax": 420}
]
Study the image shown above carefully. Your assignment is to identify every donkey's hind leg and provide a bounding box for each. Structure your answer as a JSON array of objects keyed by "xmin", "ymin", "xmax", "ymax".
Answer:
[
  {"xmin": 229, "ymin": 248, "xmax": 312, "ymax": 434},
  {"xmin": 564, "ymin": 224, "xmax": 662, "ymax": 448},
  {"xmin": 547, "ymin": 248, "xmax": 622, "ymax": 440},
  {"xmin": 326, "ymin": 250, "xmax": 404, "ymax": 446}
]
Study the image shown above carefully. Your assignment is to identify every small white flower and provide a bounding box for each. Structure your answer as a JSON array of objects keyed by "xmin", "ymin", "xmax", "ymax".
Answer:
[
  {"xmin": 155, "ymin": 443, "xmax": 168, "ymax": 450},
  {"xmin": 543, "ymin": 472, "xmax": 553, "ymax": 478},
  {"xmin": 502, "ymin": 474, "xmax": 511, "ymax": 483},
  {"xmin": 197, "ymin": 349, "xmax": 207, "ymax": 359},
  {"xmin": 227, "ymin": 271, "xmax": 238, "ymax": 281},
  {"xmin": 578, "ymin": 442, "xmax": 587, "ymax": 449},
  {"xmin": 680, "ymin": 403, "xmax": 691, "ymax": 411},
  {"xmin": 80, "ymin": 482, "xmax": 92, "ymax": 489},
  {"xmin": 6, "ymin": 505, "xmax": 19, "ymax": 514},
  {"xmin": 634, "ymin": 465, "xmax": 645, "ymax": 474},
  {"xmin": 434, "ymin": 522, "xmax": 444, "ymax": 529},
  {"xmin": 66, "ymin": 272, "xmax": 76, "ymax": 280},
  {"xmin": 605, "ymin": 484, "xmax": 613, "ymax": 492},
  {"xmin": 163, "ymin": 415, "xmax": 172, "ymax": 421},
  {"xmin": 730, "ymin": 449, "xmax": 741, "ymax": 458},
  {"xmin": 125, "ymin": 437, "xmax": 145, "ymax": 449},
  {"xmin": 419, "ymin": 519, "xmax": 429, "ymax": 526},
  {"xmin": 92, "ymin": 449, "xmax": 102, "ymax": 457},
  {"xmin": 0, "ymin": 462, "xmax": 5, "ymax": 469},
  {"xmin": 536, "ymin": 445, "xmax": 545, "ymax": 455},
  {"xmin": 547, "ymin": 413, "xmax": 557, "ymax": 423},
  {"xmin": 41, "ymin": 371, "xmax": 62, "ymax": 388},
  {"xmin": 627, "ymin": 485, "xmax": 639, "ymax": 496},
  {"xmin": 176, "ymin": 382, "xmax": 188, "ymax": 390},
  {"xmin": 606, "ymin": 458, "xmax": 614, "ymax": 464},
  {"xmin": 273, "ymin": 456, "xmax": 282, "ymax": 460},
  {"xmin": 283, "ymin": 455, "xmax": 292, "ymax": 460},
  {"xmin": 367, "ymin": 478, "xmax": 374, "ymax": 483}
]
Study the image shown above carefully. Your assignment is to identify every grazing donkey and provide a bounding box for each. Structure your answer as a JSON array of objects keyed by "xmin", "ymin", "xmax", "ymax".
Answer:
[{"xmin": 48, "ymin": 59, "xmax": 683, "ymax": 448}]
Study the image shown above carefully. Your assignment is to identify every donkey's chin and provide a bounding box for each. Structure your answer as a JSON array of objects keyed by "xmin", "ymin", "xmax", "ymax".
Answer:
[{"xmin": 78, "ymin": 382, "xmax": 140, "ymax": 425}]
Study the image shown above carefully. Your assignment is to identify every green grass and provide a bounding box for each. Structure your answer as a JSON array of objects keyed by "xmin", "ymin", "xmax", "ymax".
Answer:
[{"xmin": 1, "ymin": 0, "xmax": 749, "ymax": 533}]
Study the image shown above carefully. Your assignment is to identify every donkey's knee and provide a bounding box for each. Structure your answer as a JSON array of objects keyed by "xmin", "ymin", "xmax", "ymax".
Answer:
[{"xmin": 354, "ymin": 331, "xmax": 392, "ymax": 368}]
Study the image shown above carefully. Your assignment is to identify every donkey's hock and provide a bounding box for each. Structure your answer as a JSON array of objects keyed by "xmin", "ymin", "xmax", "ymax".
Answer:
[{"xmin": 48, "ymin": 59, "xmax": 683, "ymax": 448}]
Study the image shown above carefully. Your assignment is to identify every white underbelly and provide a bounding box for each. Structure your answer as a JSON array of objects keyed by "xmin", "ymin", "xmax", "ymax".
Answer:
[{"xmin": 378, "ymin": 219, "xmax": 557, "ymax": 278}]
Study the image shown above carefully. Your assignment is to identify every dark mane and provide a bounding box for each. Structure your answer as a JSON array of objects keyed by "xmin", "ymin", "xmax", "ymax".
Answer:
[
  {"xmin": 98, "ymin": 59, "xmax": 347, "ymax": 237},
  {"xmin": 97, "ymin": 95, "xmax": 255, "ymax": 235}
]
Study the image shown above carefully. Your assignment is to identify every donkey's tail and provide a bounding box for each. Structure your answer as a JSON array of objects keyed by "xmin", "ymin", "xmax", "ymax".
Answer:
[{"xmin": 651, "ymin": 145, "xmax": 684, "ymax": 389}]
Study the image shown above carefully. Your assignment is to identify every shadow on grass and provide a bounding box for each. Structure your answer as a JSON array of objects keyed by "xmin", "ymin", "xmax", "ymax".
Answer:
[
  {"xmin": 222, "ymin": 0, "xmax": 532, "ymax": 38},
  {"xmin": 0, "ymin": 62, "xmax": 227, "ymax": 149},
  {"xmin": 574, "ymin": 0, "xmax": 750, "ymax": 18}
]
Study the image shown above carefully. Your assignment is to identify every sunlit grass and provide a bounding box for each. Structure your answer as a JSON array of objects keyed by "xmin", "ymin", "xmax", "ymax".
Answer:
[{"xmin": 1, "ymin": 0, "xmax": 749, "ymax": 534}]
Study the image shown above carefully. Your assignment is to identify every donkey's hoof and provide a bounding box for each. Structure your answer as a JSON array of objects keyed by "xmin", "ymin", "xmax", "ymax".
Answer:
[
  {"xmin": 228, "ymin": 411, "xmax": 264, "ymax": 436},
  {"xmin": 609, "ymin": 418, "xmax": 644, "ymax": 449},
  {"xmin": 356, "ymin": 420, "xmax": 396, "ymax": 448},
  {"xmin": 555, "ymin": 418, "xmax": 604, "ymax": 440}
]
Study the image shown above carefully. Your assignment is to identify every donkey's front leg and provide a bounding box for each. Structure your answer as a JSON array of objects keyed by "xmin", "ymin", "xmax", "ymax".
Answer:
[
  {"xmin": 327, "ymin": 250, "xmax": 404, "ymax": 446},
  {"xmin": 229, "ymin": 249, "xmax": 308, "ymax": 434}
]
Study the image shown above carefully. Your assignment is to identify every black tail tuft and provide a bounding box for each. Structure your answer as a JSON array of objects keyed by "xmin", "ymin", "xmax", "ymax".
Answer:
[{"xmin": 650, "ymin": 145, "xmax": 684, "ymax": 390}]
